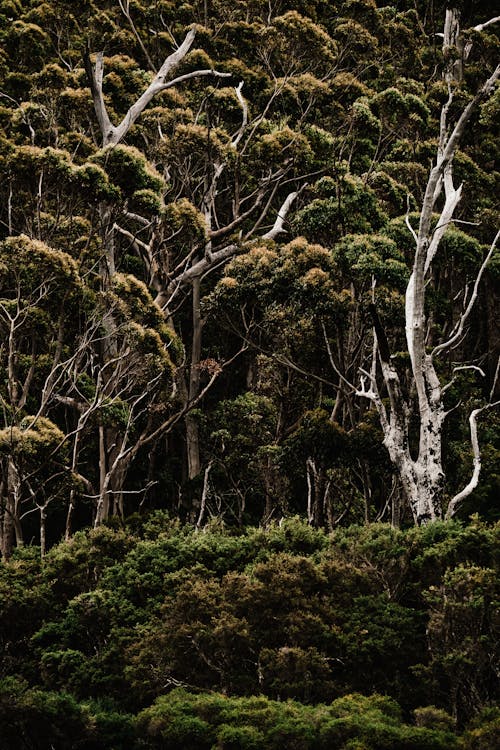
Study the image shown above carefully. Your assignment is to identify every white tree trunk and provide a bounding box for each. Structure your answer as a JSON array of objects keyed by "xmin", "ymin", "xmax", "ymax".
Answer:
[{"xmin": 357, "ymin": 11, "xmax": 500, "ymax": 523}]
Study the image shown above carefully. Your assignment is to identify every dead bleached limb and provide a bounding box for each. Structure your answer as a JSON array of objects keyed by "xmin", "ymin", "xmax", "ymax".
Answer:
[
  {"xmin": 158, "ymin": 187, "xmax": 303, "ymax": 312},
  {"xmin": 85, "ymin": 29, "xmax": 231, "ymax": 146},
  {"xmin": 231, "ymin": 81, "xmax": 248, "ymax": 148},
  {"xmin": 196, "ymin": 460, "xmax": 213, "ymax": 530},
  {"xmin": 445, "ymin": 401, "xmax": 500, "ymax": 519},
  {"xmin": 441, "ymin": 365, "xmax": 485, "ymax": 396},
  {"xmin": 261, "ymin": 190, "xmax": 300, "ymax": 239},
  {"xmin": 118, "ymin": 0, "xmax": 156, "ymax": 71},
  {"xmin": 473, "ymin": 16, "xmax": 500, "ymax": 33},
  {"xmin": 359, "ymin": 12, "xmax": 500, "ymax": 524}
]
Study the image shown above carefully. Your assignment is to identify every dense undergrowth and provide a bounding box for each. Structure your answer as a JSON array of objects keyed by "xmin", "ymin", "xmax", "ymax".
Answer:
[{"xmin": 1, "ymin": 515, "xmax": 498, "ymax": 748}]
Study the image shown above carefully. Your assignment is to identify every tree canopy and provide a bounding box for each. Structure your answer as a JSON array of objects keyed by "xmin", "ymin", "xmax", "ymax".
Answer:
[{"xmin": 0, "ymin": 1, "xmax": 499, "ymax": 744}]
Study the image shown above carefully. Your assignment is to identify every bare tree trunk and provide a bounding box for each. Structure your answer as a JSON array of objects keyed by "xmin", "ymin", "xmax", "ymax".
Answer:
[
  {"xmin": 85, "ymin": 30, "xmax": 230, "ymax": 148},
  {"xmin": 196, "ymin": 460, "xmax": 213, "ymax": 529},
  {"xmin": 65, "ymin": 488, "xmax": 76, "ymax": 541},
  {"xmin": 356, "ymin": 11, "xmax": 500, "ymax": 524},
  {"xmin": 96, "ymin": 424, "xmax": 109, "ymax": 524},
  {"xmin": 306, "ymin": 458, "xmax": 326, "ymax": 528},
  {"xmin": 99, "ymin": 203, "xmax": 116, "ymax": 283},
  {"xmin": 0, "ymin": 460, "xmax": 15, "ymax": 560}
]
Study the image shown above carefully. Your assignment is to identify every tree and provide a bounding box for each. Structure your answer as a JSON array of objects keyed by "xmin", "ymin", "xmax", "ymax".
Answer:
[
  {"xmin": 0, "ymin": 235, "xmax": 93, "ymax": 557},
  {"xmin": 1, "ymin": 0, "xmax": 498, "ymax": 542},
  {"xmin": 84, "ymin": 24, "xmax": 313, "ymax": 512},
  {"xmin": 356, "ymin": 10, "xmax": 500, "ymax": 525}
]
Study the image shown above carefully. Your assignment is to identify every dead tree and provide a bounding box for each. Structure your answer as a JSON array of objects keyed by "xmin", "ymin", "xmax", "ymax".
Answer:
[{"xmin": 356, "ymin": 10, "xmax": 500, "ymax": 525}]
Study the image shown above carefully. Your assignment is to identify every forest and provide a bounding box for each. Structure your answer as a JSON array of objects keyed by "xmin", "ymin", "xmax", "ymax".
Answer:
[{"xmin": 0, "ymin": 0, "xmax": 499, "ymax": 746}]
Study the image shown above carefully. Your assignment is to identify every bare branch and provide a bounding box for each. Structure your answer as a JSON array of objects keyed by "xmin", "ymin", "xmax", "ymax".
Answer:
[
  {"xmin": 321, "ymin": 321, "xmax": 357, "ymax": 392},
  {"xmin": 118, "ymin": 0, "xmax": 156, "ymax": 71},
  {"xmin": 231, "ymin": 81, "xmax": 248, "ymax": 148},
  {"xmin": 196, "ymin": 460, "xmax": 213, "ymax": 530},
  {"xmin": 442, "ymin": 365, "xmax": 485, "ymax": 395},
  {"xmin": 490, "ymin": 356, "xmax": 500, "ymax": 402},
  {"xmin": 473, "ymin": 16, "xmax": 500, "ymax": 32},
  {"xmin": 355, "ymin": 372, "xmax": 378, "ymax": 402},
  {"xmin": 445, "ymin": 401, "xmax": 500, "ymax": 518},
  {"xmin": 85, "ymin": 29, "xmax": 231, "ymax": 146},
  {"xmin": 151, "ymin": 68, "xmax": 232, "ymax": 95},
  {"xmin": 158, "ymin": 242, "xmax": 238, "ymax": 311},
  {"xmin": 424, "ymin": 177, "xmax": 463, "ymax": 273},
  {"xmin": 113, "ymin": 222, "xmax": 151, "ymax": 252},
  {"xmin": 433, "ymin": 229, "xmax": 500, "ymax": 357},
  {"xmin": 405, "ymin": 195, "xmax": 418, "ymax": 244},
  {"xmin": 261, "ymin": 190, "xmax": 300, "ymax": 240},
  {"xmin": 207, "ymin": 192, "xmax": 265, "ymax": 241},
  {"xmin": 84, "ymin": 50, "xmax": 113, "ymax": 141}
]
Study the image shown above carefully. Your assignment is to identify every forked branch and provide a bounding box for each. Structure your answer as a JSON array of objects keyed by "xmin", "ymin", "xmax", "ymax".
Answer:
[{"xmin": 85, "ymin": 29, "xmax": 231, "ymax": 146}]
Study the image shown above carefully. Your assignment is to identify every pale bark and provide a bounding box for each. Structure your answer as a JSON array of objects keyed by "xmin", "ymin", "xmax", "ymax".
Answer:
[
  {"xmin": 85, "ymin": 33, "xmax": 304, "ymax": 522},
  {"xmin": 357, "ymin": 12, "xmax": 500, "ymax": 524},
  {"xmin": 118, "ymin": 0, "xmax": 156, "ymax": 71},
  {"xmin": 261, "ymin": 191, "xmax": 299, "ymax": 240},
  {"xmin": 39, "ymin": 506, "xmax": 47, "ymax": 558},
  {"xmin": 445, "ymin": 400, "xmax": 500, "ymax": 519},
  {"xmin": 85, "ymin": 32, "xmax": 231, "ymax": 517},
  {"xmin": 306, "ymin": 457, "xmax": 329, "ymax": 527},
  {"xmin": 196, "ymin": 460, "xmax": 213, "ymax": 529},
  {"xmin": 2, "ymin": 457, "xmax": 23, "ymax": 559},
  {"xmin": 85, "ymin": 29, "xmax": 231, "ymax": 147}
]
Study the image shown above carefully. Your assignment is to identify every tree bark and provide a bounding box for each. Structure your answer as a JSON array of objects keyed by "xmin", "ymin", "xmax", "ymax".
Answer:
[
  {"xmin": 356, "ymin": 12, "xmax": 500, "ymax": 524},
  {"xmin": 185, "ymin": 277, "xmax": 203, "ymax": 482}
]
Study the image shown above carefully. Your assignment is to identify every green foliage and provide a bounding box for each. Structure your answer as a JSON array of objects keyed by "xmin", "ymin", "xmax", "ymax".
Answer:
[
  {"xmin": 0, "ymin": 519, "xmax": 498, "ymax": 743},
  {"xmin": 334, "ymin": 233, "xmax": 408, "ymax": 289},
  {"xmin": 424, "ymin": 564, "xmax": 499, "ymax": 721},
  {"xmin": 0, "ymin": 0, "xmax": 499, "ymax": 741},
  {"xmin": 0, "ymin": 678, "xmax": 94, "ymax": 749},
  {"xmin": 137, "ymin": 688, "xmax": 458, "ymax": 750},
  {"xmin": 0, "ymin": 235, "xmax": 82, "ymax": 298},
  {"xmin": 293, "ymin": 174, "xmax": 388, "ymax": 245},
  {"xmin": 460, "ymin": 707, "xmax": 500, "ymax": 750},
  {"xmin": 91, "ymin": 144, "xmax": 165, "ymax": 197}
]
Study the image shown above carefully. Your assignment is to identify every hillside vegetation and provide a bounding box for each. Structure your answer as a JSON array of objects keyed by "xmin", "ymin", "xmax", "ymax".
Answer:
[
  {"xmin": 0, "ymin": 0, "xmax": 499, "ymax": 548},
  {"xmin": 1, "ymin": 516, "xmax": 499, "ymax": 747},
  {"xmin": 0, "ymin": 0, "xmax": 499, "ymax": 745}
]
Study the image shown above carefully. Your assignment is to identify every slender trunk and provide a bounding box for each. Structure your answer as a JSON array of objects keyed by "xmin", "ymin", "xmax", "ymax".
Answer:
[
  {"xmin": 196, "ymin": 460, "xmax": 213, "ymax": 529},
  {"xmin": 1, "ymin": 511, "xmax": 14, "ymax": 560},
  {"xmin": 306, "ymin": 458, "xmax": 326, "ymax": 528},
  {"xmin": 99, "ymin": 203, "xmax": 116, "ymax": 284},
  {"xmin": 65, "ymin": 487, "xmax": 76, "ymax": 540},
  {"xmin": 111, "ymin": 454, "xmax": 127, "ymax": 518},
  {"xmin": 96, "ymin": 424, "xmax": 109, "ymax": 524},
  {"xmin": 306, "ymin": 458, "xmax": 313, "ymax": 525},
  {"xmin": 262, "ymin": 454, "xmax": 276, "ymax": 524},
  {"xmin": 40, "ymin": 506, "xmax": 47, "ymax": 558},
  {"xmin": 391, "ymin": 482, "xmax": 404, "ymax": 528},
  {"xmin": 95, "ymin": 200, "xmax": 121, "ymax": 525},
  {"xmin": 4, "ymin": 458, "xmax": 23, "ymax": 556},
  {"xmin": 185, "ymin": 277, "xmax": 203, "ymax": 482},
  {"xmin": 358, "ymin": 458, "xmax": 372, "ymax": 524},
  {"xmin": 0, "ymin": 460, "xmax": 14, "ymax": 560}
]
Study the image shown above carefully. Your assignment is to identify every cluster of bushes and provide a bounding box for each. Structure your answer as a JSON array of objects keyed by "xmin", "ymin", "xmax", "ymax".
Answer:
[
  {"xmin": 0, "ymin": 516, "xmax": 498, "ymax": 747},
  {"xmin": 4, "ymin": 682, "xmax": 495, "ymax": 750}
]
